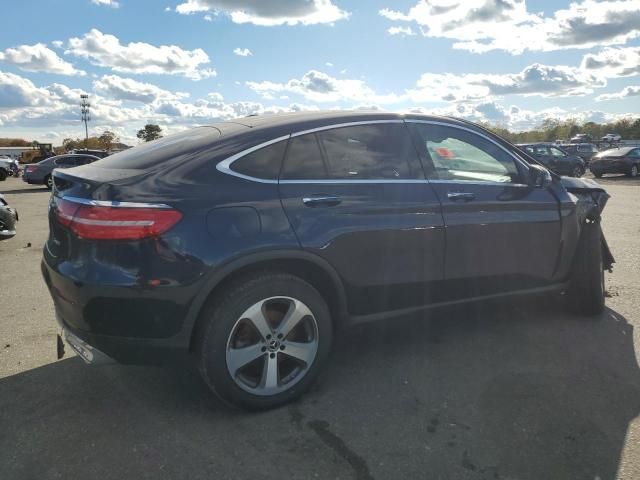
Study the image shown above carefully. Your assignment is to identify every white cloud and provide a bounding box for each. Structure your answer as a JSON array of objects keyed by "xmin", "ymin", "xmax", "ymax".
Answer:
[
  {"xmin": 0, "ymin": 43, "xmax": 85, "ymax": 76},
  {"xmin": 93, "ymin": 75, "xmax": 189, "ymax": 103},
  {"xmin": 388, "ymin": 26, "xmax": 415, "ymax": 36},
  {"xmin": 325, "ymin": 62, "xmax": 334, "ymax": 67},
  {"xmin": 204, "ymin": 14, "xmax": 213, "ymax": 21},
  {"xmin": 596, "ymin": 85, "xmax": 640, "ymax": 101},
  {"xmin": 51, "ymin": 40, "xmax": 63, "ymax": 49},
  {"xmin": 92, "ymin": 0, "xmax": 119, "ymax": 7},
  {"xmin": 247, "ymin": 70, "xmax": 400, "ymax": 103},
  {"xmin": 175, "ymin": 0, "xmax": 349, "ymax": 26},
  {"xmin": 0, "ymin": 71, "xmax": 53, "ymax": 108},
  {"xmin": 581, "ymin": 46, "xmax": 640, "ymax": 78},
  {"xmin": 380, "ymin": 0, "xmax": 640, "ymax": 54},
  {"xmin": 233, "ymin": 47, "xmax": 252, "ymax": 57},
  {"xmin": 66, "ymin": 29, "xmax": 216, "ymax": 80},
  {"xmin": 407, "ymin": 63, "xmax": 606, "ymax": 102}
]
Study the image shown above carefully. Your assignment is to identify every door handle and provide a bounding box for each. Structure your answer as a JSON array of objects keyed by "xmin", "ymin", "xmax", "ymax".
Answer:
[
  {"xmin": 302, "ymin": 195, "xmax": 341, "ymax": 207},
  {"xmin": 447, "ymin": 192, "xmax": 475, "ymax": 202}
]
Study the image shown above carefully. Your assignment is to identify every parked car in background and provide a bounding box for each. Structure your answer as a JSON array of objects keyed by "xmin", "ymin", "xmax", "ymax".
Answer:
[
  {"xmin": 601, "ymin": 133, "xmax": 622, "ymax": 143},
  {"xmin": 23, "ymin": 154, "xmax": 101, "ymax": 189},
  {"xmin": 70, "ymin": 149, "xmax": 110, "ymax": 159},
  {"xmin": 590, "ymin": 147, "xmax": 640, "ymax": 178},
  {"xmin": 0, "ymin": 157, "xmax": 11, "ymax": 181},
  {"xmin": 570, "ymin": 133, "xmax": 592, "ymax": 144},
  {"xmin": 0, "ymin": 193, "xmax": 18, "ymax": 241},
  {"xmin": 560, "ymin": 143, "xmax": 599, "ymax": 166},
  {"xmin": 517, "ymin": 143, "xmax": 585, "ymax": 177},
  {"xmin": 43, "ymin": 112, "xmax": 613, "ymax": 410},
  {"xmin": 0, "ymin": 156, "xmax": 20, "ymax": 179}
]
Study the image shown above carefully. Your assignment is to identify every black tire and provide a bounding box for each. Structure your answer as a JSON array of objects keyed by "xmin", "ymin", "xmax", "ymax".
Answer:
[
  {"xmin": 44, "ymin": 175, "xmax": 53, "ymax": 190},
  {"xmin": 0, "ymin": 169, "xmax": 7, "ymax": 181},
  {"xmin": 572, "ymin": 165, "xmax": 584, "ymax": 178},
  {"xmin": 593, "ymin": 172, "xmax": 603, "ymax": 178},
  {"xmin": 565, "ymin": 223, "xmax": 605, "ymax": 316},
  {"xmin": 196, "ymin": 272, "xmax": 333, "ymax": 410},
  {"xmin": 629, "ymin": 164, "xmax": 639, "ymax": 178}
]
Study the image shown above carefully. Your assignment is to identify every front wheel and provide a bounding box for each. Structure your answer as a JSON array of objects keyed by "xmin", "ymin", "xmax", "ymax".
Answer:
[
  {"xmin": 196, "ymin": 272, "xmax": 333, "ymax": 410},
  {"xmin": 572, "ymin": 165, "xmax": 585, "ymax": 177},
  {"xmin": 565, "ymin": 223, "xmax": 605, "ymax": 316},
  {"xmin": 629, "ymin": 165, "xmax": 638, "ymax": 178},
  {"xmin": 45, "ymin": 175, "xmax": 53, "ymax": 190},
  {"xmin": 0, "ymin": 169, "xmax": 7, "ymax": 181}
]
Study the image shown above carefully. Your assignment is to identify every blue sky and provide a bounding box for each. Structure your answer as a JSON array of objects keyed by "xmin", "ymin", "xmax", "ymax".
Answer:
[{"xmin": 0, "ymin": 0, "xmax": 638, "ymax": 144}]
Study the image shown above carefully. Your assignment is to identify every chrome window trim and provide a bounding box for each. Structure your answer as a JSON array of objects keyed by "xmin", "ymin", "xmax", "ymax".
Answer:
[
  {"xmin": 61, "ymin": 196, "xmax": 172, "ymax": 209},
  {"xmin": 428, "ymin": 179, "xmax": 529, "ymax": 188},
  {"xmin": 216, "ymin": 134, "xmax": 290, "ymax": 184},
  {"xmin": 280, "ymin": 179, "xmax": 427, "ymax": 185},
  {"xmin": 215, "ymin": 118, "xmax": 532, "ymax": 185}
]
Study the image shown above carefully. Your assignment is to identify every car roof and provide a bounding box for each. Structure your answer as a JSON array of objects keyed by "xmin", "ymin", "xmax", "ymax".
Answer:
[
  {"xmin": 53, "ymin": 153, "xmax": 101, "ymax": 158},
  {"xmin": 215, "ymin": 110, "xmax": 484, "ymax": 137},
  {"xmin": 599, "ymin": 147, "xmax": 635, "ymax": 155}
]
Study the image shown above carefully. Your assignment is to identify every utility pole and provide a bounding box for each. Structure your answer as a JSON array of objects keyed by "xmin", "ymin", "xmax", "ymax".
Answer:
[{"xmin": 80, "ymin": 94, "xmax": 91, "ymax": 148}]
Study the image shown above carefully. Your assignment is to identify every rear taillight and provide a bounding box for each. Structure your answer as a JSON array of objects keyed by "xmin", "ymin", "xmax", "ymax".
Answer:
[
  {"xmin": 25, "ymin": 165, "xmax": 37, "ymax": 173},
  {"xmin": 53, "ymin": 197, "xmax": 182, "ymax": 240}
]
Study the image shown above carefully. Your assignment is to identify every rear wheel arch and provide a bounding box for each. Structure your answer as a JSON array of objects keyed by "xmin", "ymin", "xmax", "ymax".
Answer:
[{"xmin": 187, "ymin": 251, "xmax": 348, "ymax": 351}]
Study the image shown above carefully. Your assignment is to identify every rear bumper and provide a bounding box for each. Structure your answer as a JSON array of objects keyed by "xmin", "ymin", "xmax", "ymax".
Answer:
[
  {"xmin": 590, "ymin": 162, "xmax": 632, "ymax": 175},
  {"xmin": 42, "ymin": 257, "xmax": 195, "ymax": 365}
]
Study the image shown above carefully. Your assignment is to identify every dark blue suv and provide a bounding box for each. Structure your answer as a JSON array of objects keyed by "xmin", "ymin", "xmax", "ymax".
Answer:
[{"xmin": 42, "ymin": 112, "xmax": 613, "ymax": 409}]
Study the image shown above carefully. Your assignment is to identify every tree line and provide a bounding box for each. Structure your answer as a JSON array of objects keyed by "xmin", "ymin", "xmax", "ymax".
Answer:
[{"xmin": 483, "ymin": 117, "xmax": 640, "ymax": 144}]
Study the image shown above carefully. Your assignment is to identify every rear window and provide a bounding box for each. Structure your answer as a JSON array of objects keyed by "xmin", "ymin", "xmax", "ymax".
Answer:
[{"xmin": 93, "ymin": 127, "xmax": 223, "ymax": 170}]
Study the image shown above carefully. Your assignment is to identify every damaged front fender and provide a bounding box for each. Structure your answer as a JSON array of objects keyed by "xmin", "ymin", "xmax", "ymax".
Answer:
[{"xmin": 560, "ymin": 176, "xmax": 614, "ymax": 270}]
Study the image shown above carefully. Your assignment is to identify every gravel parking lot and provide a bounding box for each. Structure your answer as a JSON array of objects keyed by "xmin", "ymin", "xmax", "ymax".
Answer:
[{"xmin": 1, "ymin": 175, "xmax": 640, "ymax": 480}]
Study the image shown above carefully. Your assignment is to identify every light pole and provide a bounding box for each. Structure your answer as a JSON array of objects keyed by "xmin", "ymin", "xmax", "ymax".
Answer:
[{"xmin": 80, "ymin": 94, "xmax": 91, "ymax": 148}]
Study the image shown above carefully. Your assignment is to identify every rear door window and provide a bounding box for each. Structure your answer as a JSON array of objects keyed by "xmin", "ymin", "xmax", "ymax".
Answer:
[
  {"xmin": 549, "ymin": 147, "xmax": 566, "ymax": 157},
  {"xmin": 281, "ymin": 123, "xmax": 423, "ymax": 181},
  {"xmin": 281, "ymin": 134, "xmax": 327, "ymax": 180},
  {"xmin": 54, "ymin": 156, "xmax": 75, "ymax": 167},
  {"xmin": 317, "ymin": 124, "xmax": 422, "ymax": 180}
]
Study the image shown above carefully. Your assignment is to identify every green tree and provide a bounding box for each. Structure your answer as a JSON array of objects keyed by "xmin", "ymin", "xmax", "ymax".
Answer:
[
  {"xmin": 136, "ymin": 124, "xmax": 162, "ymax": 142},
  {"xmin": 98, "ymin": 130, "xmax": 119, "ymax": 150}
]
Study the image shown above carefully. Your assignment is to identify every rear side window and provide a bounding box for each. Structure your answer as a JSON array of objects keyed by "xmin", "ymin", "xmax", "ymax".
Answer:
[
  {"xmin": 231, "ymin": 140, "xmax": 287, "ymax": 180},
  {"xmin": 282, "ymin": 123, "xmax": 422, "ymax": 181},
  {"xmin": 54, "ymin": 156, "xmax": 75, "ymax": 166}
]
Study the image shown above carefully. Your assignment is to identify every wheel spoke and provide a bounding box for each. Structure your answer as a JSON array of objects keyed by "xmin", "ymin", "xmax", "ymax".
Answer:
[
  {"xmin": 261, "ymin": 355, "xmax": 279, "ymax": 389},
  {"xmin": 282, "ymin": 341, "xmax": 316, "ymax": 365},
  {"xmin": 277, "ymin": 299, "xmax": 312, "ymax": 338},
  {"xmin": 227, "ymin": 343, "xmax": 264, "ymax": 376},
  {"xmin": 242, "ymin": 302, "xmax": 271, "ymax": 341}
]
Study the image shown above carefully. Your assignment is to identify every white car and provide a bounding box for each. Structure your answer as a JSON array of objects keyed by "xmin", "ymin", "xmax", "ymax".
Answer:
[{"xmin": 601, "ymin": 133, "xmax": 622, "ymax": 142}]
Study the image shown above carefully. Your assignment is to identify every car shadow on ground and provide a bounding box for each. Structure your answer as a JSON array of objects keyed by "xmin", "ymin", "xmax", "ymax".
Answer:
[{"xmin": 1, "ymin": 301, "xmax": 639, "ymax": 480}]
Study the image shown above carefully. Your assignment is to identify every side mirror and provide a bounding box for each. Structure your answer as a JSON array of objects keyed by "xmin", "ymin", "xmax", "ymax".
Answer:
[{"xmin": 528, "ymin": 164, "xmax": 552, "ymax": 188}]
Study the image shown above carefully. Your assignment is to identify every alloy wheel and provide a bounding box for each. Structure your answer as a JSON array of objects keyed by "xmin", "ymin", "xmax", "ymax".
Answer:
[
  {"xmin": 631, "ymin": 165, "xmax": 638, "ymax": 178},
  {"xmin": 225, "ymin": 296, "xmax": 319, "ymax": 396}
]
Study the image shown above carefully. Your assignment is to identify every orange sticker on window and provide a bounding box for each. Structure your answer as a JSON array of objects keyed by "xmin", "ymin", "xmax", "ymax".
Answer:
[{"xmin": 434, "ymin": 147, "xmax": 455, "ymax": 159}]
